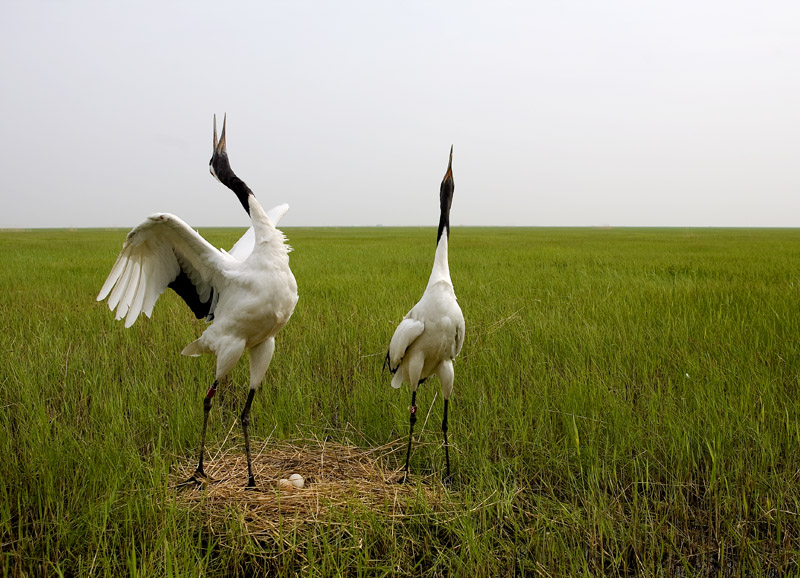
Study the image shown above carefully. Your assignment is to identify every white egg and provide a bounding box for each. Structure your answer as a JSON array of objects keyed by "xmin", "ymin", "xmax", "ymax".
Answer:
[
  {"xmin": 289, "ymin": 473, "xmax": 305, "ymax": 489},
  {"xmin": 278, "ymin": 478, "xmax": 292, "ymax": 489}
]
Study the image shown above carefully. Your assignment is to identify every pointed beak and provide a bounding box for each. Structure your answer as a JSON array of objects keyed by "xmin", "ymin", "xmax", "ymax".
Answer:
[
  {"xmin": 444, "ymin": 145, "xmax": 454, "ymax": 182},
  {"xmin": 213, "ymin": 113, "xmax": 227, "ymax": 155},
  {"xmin": 209, "ymin": 113, "xmax": 229, "ymax": 180},
  {"xmin": 214, "ymin": 113, "xmax": 228, "ymax": 155}
]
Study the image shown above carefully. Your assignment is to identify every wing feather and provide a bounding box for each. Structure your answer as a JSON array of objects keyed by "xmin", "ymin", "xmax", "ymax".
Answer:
[
  {"xmin": 107, "ymin": 256, "xmax": 135, "ymax": 311},
  {"xmin": 227, "ymin": 204, "xmax": 290, "ymax": 261},
  {"xmin": 387, "ymin": 317, "xmax": 425, "ymax": 370},
  {"xmin": 266, "ymin": 203, "xmax": 290, "ymax": 227},
  {"xmin": 117, "ymin": 260, "xmax": 141, "ymax": 321},
  {"xmin": 454, "ymin": 315, "xmax": 466, "ymax": 358},
  {"xmin": 125, "ymin": 262, "xmax": 147, "ymax": 327},
  {"xmin": 97, "ymin": 252, "xmax": 128, "ymax": 301},
  {"xmin": 228, "ymin": 227, "xmax": 255, "ymax": 261},
  {"xmin": 97, "ymin": 213, "xmax": 233, "ymax": 326}
]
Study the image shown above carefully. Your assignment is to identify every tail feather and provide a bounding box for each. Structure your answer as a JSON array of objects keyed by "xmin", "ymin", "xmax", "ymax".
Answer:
[
  {"xmin": 391, "ymin": 371, "xmax": 404, "ymax": 389},
  {"xmin": 181, "ymin": 338, "xmax": 206, "ymax": 357}
]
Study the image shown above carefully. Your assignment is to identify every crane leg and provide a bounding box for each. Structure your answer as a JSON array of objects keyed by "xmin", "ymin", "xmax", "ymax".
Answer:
[
  {"xmin": 437, "ymin": 361, "xmax": 455, "ymax": 485},
  {"xmin": 241, "ymin": 389, "xmax": 257, "ymax": 488},
  {"xmin": 399, "ymin": 390, "xmax": 418, "ymax": 484},
  {"xmin": 442, "ymin": 398, "xmax": 451, "ymax": 484},
  {"xmin": 178, "ymin": 380, "xmax": 218, "ymax": 488}
]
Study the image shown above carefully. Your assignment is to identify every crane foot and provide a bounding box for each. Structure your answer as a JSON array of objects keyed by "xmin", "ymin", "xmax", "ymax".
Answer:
[{"xmin": 177, "ymin": 470, "xmax": 215, "ymax": 490}]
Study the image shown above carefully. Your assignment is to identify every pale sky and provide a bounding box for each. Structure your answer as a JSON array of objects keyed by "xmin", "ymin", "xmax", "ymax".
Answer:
[{"xmin": 2, "ymin": 1, "xmax": 798, "ymax": 228}]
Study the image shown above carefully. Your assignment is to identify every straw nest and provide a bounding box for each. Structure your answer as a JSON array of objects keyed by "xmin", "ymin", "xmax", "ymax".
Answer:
[{"xmin": 171, "ymin": 436, "xmax": 445, "ymax": 537}]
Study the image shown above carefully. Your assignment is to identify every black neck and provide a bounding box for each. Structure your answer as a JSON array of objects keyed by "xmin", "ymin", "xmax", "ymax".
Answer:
[
  {"xmin": 437, "ymin": 177, "xmax": 453, "ymax": 244},
  {"xmin": 224, "ymin": 173, "xmax": 253, "ymax": 216},
  {"xmin": 212, "ymin": 155, "xmax": 253, "ymax": 215}
]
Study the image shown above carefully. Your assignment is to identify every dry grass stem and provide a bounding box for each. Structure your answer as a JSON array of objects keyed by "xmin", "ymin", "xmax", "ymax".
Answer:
[{"xmin": 171, "ymin": 437, "xmax": 446, "ymax": 538}]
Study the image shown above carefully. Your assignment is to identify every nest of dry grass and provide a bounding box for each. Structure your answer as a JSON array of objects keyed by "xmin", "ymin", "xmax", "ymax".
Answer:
[{"xmin": 171, "ymin": 436, "xmax": 446, "ymax": 538}]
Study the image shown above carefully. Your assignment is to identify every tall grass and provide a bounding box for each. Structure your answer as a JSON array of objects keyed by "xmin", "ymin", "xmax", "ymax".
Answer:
[{"xmin": 1, "ymin": 227, "xmax": 799, "ymax": 576}]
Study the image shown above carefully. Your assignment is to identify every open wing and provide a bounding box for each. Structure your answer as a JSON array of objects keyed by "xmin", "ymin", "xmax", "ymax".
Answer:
[
  {"xmin": 227, "ymin": 203, "xmax": 290, "ymax": 261},
  {"xmin": 97, "ymin": 213, "xmax": 235, "ymax": 327},
  {"xmin": 386, "ymin": 317, "xmax": 425, "ymax": 373}
]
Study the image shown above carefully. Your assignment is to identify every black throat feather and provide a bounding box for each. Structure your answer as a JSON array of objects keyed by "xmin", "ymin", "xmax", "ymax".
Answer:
[
  {"xmin": 210, "ymin": 154, "xmax": 254, "ymax": 216},
  {"xmin": 437, "ymin": 176, "xmax": 454, "ymax": 245}
]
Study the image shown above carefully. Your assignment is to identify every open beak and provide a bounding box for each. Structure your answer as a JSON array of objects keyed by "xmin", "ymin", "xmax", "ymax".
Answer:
[{"xmin": 213, "ymin": 113, "xmax": 227, "ymax": 156}]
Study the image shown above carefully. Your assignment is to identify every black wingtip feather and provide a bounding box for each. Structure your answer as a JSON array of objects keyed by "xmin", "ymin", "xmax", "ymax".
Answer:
[{"xmin": 384, "ymin": 350, "xmax": 397, "ymax": 374}]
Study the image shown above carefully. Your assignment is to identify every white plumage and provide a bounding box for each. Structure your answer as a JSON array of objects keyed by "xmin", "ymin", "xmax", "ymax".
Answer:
[
  {"xmin": 385, "ymin": 146, "xmax": 465, "ymax": 483},
  {"xmin": 96, "ymin": 203, "xmax": 290, "ymax": 329},
  {"xmin": 388, "ymin": 234, "xmax": 465, "ymax": 392},
  {"xmin": 97, "ymin": 115, "xmax": 298, "ymax": 488}
]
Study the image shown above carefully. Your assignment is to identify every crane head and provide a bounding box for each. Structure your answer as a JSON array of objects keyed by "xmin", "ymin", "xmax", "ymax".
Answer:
[
  {"xmin": 440, "ymin": 145, "xmax": 454, "ymax": 214},
  {"xmin": 209, "ymin": 113, "xmax": 229, "ymax": 182},
  {"xmin": 437, "ymin": 145, "xmax": 454, "ymax": 242},
  {"xmin": 443, "ymin": 145, "xmax": 453, "ymax": 183},
  {"xmin": 207, "ymin": 114, "xmax": 255, "ymax": 215}
]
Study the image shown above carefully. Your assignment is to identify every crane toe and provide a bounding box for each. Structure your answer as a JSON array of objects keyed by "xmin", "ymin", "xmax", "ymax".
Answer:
[{"xmin": 176, "ymin": 470, "xmax": 216, "ymax": 490}]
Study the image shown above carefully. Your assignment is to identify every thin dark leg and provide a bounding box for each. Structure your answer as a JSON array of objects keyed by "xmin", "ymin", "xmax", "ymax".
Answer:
[
  {"xmin": 178, "ymin": 380, "xmax": 218, "ymax": 488},
  {"xmin": 399, "ymin": 390, "xmax": 418, "ymax": 484},
  {"xmin": 442, "ymin": 398, "xmax": 451, "ymax": 483},
  {"xmin": 241, "ymin": 389, "xmax": 257, "ymax": 488}
]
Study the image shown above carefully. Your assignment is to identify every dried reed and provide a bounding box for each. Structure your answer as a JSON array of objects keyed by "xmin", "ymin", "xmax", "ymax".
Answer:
[{"xmin": 171, "ymin": 436, "xmax": 446, "ymax": 538}]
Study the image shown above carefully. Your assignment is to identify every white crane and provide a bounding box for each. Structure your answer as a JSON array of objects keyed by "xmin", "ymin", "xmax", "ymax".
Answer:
[
  {"xmin": 385, "ymin": 146, "xmax": 465, "ymax": 483},
  {"xmin": 97, "ymin": 115, "xmax": 298, "ymax": 489}
]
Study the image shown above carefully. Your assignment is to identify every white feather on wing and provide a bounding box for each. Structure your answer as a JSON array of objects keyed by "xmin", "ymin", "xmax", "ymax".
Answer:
[
  {"xmin": 226, "ymin": 203, "xmax": 290, "ymax": 261},
  {"xmin": 387, "ymin": 317, "xmax": 425, "ymax": 372},
  {"xmin": 96, "ymin": 213, "xmax": 235, "ymax": 328}
]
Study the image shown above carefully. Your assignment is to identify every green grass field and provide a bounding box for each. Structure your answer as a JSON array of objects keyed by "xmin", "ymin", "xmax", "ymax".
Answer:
[{"xmin": 1, "ymin": 227, "xmax": 799, "ymax": 576}]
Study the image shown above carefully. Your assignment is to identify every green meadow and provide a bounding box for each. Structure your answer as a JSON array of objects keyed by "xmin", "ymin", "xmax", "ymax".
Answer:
[{"xmin": 1, "ymin": 226, "xmax": 799, "ymax": 576}]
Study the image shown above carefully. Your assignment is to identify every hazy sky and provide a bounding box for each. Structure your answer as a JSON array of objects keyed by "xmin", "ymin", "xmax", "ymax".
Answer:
[{"xmin": 2, "ymin": 1, "xmax": 799, "ymax": 228}]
